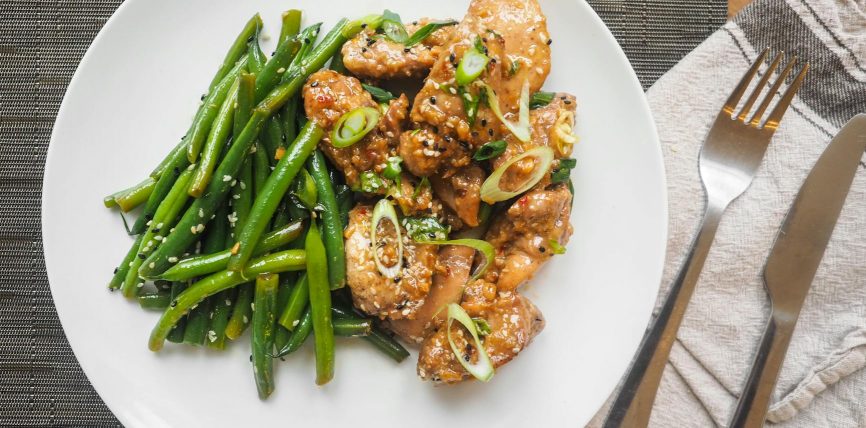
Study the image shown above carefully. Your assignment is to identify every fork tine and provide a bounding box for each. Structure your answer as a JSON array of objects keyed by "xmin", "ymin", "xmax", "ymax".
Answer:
[
  {"xmin": 749, "ymin": 57, "xmax": 798, "ymax": 126},
  {"xmin": 737, "ymin": 53, "xmax": 784, "ymax": 122},
  {"xmin": 723, "ymin": 47, "xmax": 770, "ymax": 116},
  {"xmin": 762, "ymin": 63, "xmax": 810, "ymax": 131}
]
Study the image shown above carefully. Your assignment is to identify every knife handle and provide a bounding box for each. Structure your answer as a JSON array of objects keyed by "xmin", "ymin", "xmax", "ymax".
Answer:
[
  {"xmin": 603, "ymin": 202, "xmax": 726, "ymax": 428},
  {"xmin": 729, "ymin": 315, "xmax": 795, "ymax": 428}
]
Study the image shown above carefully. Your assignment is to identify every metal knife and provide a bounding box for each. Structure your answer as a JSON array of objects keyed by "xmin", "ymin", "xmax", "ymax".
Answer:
[{"xmin": 729, "ymin": 114, "xmax": 866, "ymax": 428}]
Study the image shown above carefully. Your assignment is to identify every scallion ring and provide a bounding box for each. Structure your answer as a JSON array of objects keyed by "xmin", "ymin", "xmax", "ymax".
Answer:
[
  {"xmin": 480, "ymin": 146, "xmax": 555, "ymax": 203},
  {"xmin": 456, "ymin": 46, "xmax": 490, "ymax": 86},
  {"xmin": 446, "ymin": 303, "xmax": 494, "ymax": 382},
  {"xmin": 478, "ymin": 80, "xmax": 531, "ymax": 142},
  {"xmin": 331, "ymin": 107, "xmax": 380, "ymax": 148},
  {"xmin": 371, "ymin": 198, "xmax": 403, "ymax": 278}
]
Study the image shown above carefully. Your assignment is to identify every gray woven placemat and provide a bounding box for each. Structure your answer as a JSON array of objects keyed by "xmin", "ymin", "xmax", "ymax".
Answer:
[{"xmin": 0, "ymin": 1, "xmax": 725, "ymax": 426}]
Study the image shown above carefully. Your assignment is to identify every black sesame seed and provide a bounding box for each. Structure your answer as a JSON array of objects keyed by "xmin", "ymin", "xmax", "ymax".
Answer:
[
  {"xmin": 458, "ymin": 140, "xmax": 470, "ymax": 150},
  {"xmin": 404, "ymin": 48, "xmax": 411, "ymax": 53},
  {"xmin": 311, "ymin": 81, "xmax": 319, "ymax": 87},
  {"xmin": 113, "ymin": 267, "xmax": 118, "ymax": 274},
  {"xmin": 152, "ymin": 228, "xmax": 160, "ymax": 233},
  {"xmin": 394, "ymin": 276, "xmax": 402, "ymax": 282},
  {"xmin": 471, "ymin": 131, "xmax": 480, "ymax": 137},
  {"xmin": 138, "ymin": 253, "xmax": 146, "ymax": 260},
  {"xmin": 360, "ymin": 23, "xmax": 368, "ymax": 29},
  {"xmin": 304, "ymin": 38, "xmax": 310, "ymax": 44},
  {"xmin": 246, "ymin": 36, "xmax": 254, "ymax": 43},
  {"xmin": 449, "ymin": 53, "xmax": 456, "ymax": 64},
  {"xmin": 271, "ymin": 51, "xmax": 276, "ymax": 55},
  {"xmin": 547, "ymin": 39, "xmax": 553, "ymax": 45},
  {"xmin": 490, "ymin": 57, "xmax": 497, "ymax": 64},
  {"xmin": 145, "ymin": 214, "xmax": 153, "ymax": 220},
  {"xmin": 488, "ymin": 128, "xmax": 494, "ymax": 137},
  {"xmin": 170, "ymin": 300, "xmax": 178, "ymax": 308},
  {"xmin": 411, "ymin": 21, "xmax": 418, "ymax": 25},
  {"xmin": 173, "ymin": 167, "xmax": 180, "ymax": 176},
  {"xmin": 367, "ymin": 38, "xmax": 376, "ymax": 46},
  {"xmin": 249, "ymin": 354, "xmax": 253, "ymax": 362},
  {"xmin": 560, "ymin": 96, "xmax": 567, "ymax": 100},
  {"xmin": 361, "ymin": 47, "xmax": 367, "ymax": 53},
  {"xmin": 443, "ymin": 135, "xmax": 452, "ymax": 142},
  {"xmin": 564, "ymin": 100, "xmax": 572, "ymax": 105},
  {"xmin": 200, "ymin": 94, "xmax": 206, "ymax": 101},
  {"xmin": 481, "ymin": 119, "xmax": 488, "ymax": 127},
  {"xmin": 430, "ymin": 96, "xmax": 437, "ymax": 105},
  {"xmin": 432, "ymin": 126, "xmax": 439, "ymax": 134},
  {"xmin": 539, "ymin": 247, "xmax": 546, "ymax": 253}
]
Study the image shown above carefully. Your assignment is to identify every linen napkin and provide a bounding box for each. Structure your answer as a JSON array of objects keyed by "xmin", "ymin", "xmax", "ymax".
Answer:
[{"xmin": 590, "ymin": 0, "xmax": 866, "ymax": 426}]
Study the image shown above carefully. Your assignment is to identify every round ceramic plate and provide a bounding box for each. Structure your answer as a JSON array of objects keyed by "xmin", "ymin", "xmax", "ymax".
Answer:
[{"xmin": 43, "ymin": 0, "xmax": 667, "ymax": 426}]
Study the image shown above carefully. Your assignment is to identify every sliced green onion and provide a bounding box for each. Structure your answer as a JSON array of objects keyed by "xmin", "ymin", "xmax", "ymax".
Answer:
[
  {"xmin": 382, "ymin": 156, "xmax": 402, "ymax": 180},
  {"xmin": 371, "ymin": 199, "xmax": 403, "ymax": 279},
  {"xmin": 551, "ymin": 158, "xmax": 577, "ymax": 184},
  {"xmin": 473, "ymin": 140, "xmax": 507, "ymax": 161},
  {"xmin": 458, "ymin": 85, "xmax": 482, "ymax": 126},
  {"xmin": 473, "ymin": 318, "xmax": 492, "ymax": 336},
  {"xmin": 412, "ymin": 176, "xmax": 429, "ymax": 198},
  {"xmin": 404, "ymin": 20, "xmax": 458, "ymax": 47},
  {"xmin": 413, "ymin": 238, "xmax": 494, "ymax": 280},
  {"xmin": 479, "ymin": 80, "xmax": 531, "ymax": 142},
  {"xmin": 402, "ymin": 216, "xmax": 450, "ymax": 242},
  {"xmin": 508, "ymin": 58, "xmax": 521, "ymax": 77},
  {"xmin": 456, "ymin": 46, "xmax": 490, "ymax": 86},
  {"xmin": 381, "ymin": 10, "xmax": 408, "ymax": 44},
  {"xmin": 343, "ymin": 14, "xmax": 384, "ymax": 38},
  {"xmin": 331, "ymin": 107, "xmax": 380, "ymax": 148},
  {"xmin": 446, "ymin": 303, "xmax": 494, "ymax": 382},
  {"xmin": 480, "ymin": 146, "xmax": 555, "ymax": 203},
  {"xmin": 548, "ymin": 239, "xmax": 566, "ymax": 255},
  {"xmin": 359, "ymin": 170, "xmax": 386, "ymax": 194},
  {"xmin": 362, "ymin": 84, "xmax": 396, "ymax": 103},
  {"xmin": 530, "ymin": 91, "xmax": 556, "ymax": 109}
]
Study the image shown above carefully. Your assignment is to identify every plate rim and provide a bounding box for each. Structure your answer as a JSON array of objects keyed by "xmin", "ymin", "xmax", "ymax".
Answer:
[{"xmin": 41, "ymin": 0, "xmax": 668, "ymax": 425}]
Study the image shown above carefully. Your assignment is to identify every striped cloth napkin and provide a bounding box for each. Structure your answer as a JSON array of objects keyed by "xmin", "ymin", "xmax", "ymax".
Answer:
[{"xmin": 592, "ymin": 0, "xmax": 866, "ymax": 426}]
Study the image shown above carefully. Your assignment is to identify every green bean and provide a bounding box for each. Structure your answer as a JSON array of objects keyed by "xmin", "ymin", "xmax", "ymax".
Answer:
[
  {"xmin": 332, "ymin": 318, "xmax": 372, "ymax": 337},
  {"xmin": 131, "ymin": 59, "xmax": 247, "ymax": 234},
  {"xmin": 273, "ymin": 274, "xmax": 295, "ymax": 350},
  {"xmin": 252, "ymin": 142, "xmax": 270, "ymax": 197},
  {"xmin": 104, "ymin": 178, "xmax": 155, "ymax": 212},
  {"xmin": 152, "ymin": 221, "xmax": 303, "ymax": 281},
  {"xmin": 335, "ymin": 184, "xmax": 352, "ymax": 229},
  {"xmin": 207, "ymin": 14, "xmax": 262, "ymax": 93},
  {"xmin": 225, "ymin": 284, "xmax": 253, "ymax": 341},
  {"xmin": 122, "ymin": 167, "xmax": 195, "ymax": 298},
  {"xmin": 166, "ymin": 282, "xmax": 188, "ymax": 343},
  {"xmin": 183, "ymin": 202, "xmax": 230, "ymax": 346},
  {"xmin": 227, "ymin": 122, "xmax": 323, "ymax": 272},
  {"xmin": 138, "ymin": 290, "xmax": 171, "ymax": 311},
  {"xmin": 275, "ymin": 307, "xmax": 312, "ymax": 357},
  {"xmin": 232, "ymin": 159, "xmax": 255, "ymax": 233},
  {"xmin": 247, "ymin": 36, "xmax": 266, "ymax": 75},
  {"xmin": 307, "ymin": 151, "xmax": 346, "ymax": 289},
  {"xmin": 278, "ymin": 273, "xmax": 308, "ymax": 330},
  {"xmin": 363, "ymin": 328, "xmax": 410, "ymax": 363},
  {"xmin": 252, "ymin": 273, "xmax": 278, "ymax": 399},
  {"xmin": 305, "ymin": 222, "xmax": 334, "ymax": 385},
  {"xmin": 254, "ymin": 24, "xmax": 316, "ymax": 102},
  {"xmin": 109, "ymin": 234, "xmax": 144, "ymax": 290},
  {"xmin": 149, "ymin": 249, "xmax": 315, "ymax": 351},
  {"xmin": 262, "ymin": 117, "xmax": 284, "ymax": 162},
  {"xmin": 188, "ymin": 58, "xmax": 250, "ymax": 163},
  {"xmin": 189, "ymin": 79, "xmax": 241, "ymax": 197},
  {"xmin": 140, "ymin": 19, "xmax": 354, "ymax": 277},
  {"xmin": 206, "ymin": 288, "xmax": 236, "ymax": 350},
  {"xmin": 279, "ymin": 10, "xmax": 302, "ymax": 45},
  {"xmin": 280, "ymin": 98, "xmax": 298, "ymax": 150},
  {"xmin": 234, "ymin": 73, "xmax": 256, "ymax": 143},
  {"xmin": 149, "ymin": 140, "xmax": 184, "ymax": 179}
]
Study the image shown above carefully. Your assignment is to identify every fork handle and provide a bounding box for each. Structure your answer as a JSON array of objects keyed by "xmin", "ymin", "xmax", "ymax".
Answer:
[
  {"xmin": 729, "ymin": 315, "xmax": 796, "ymax": 428},
  {"xmin": 603, "ymin": 202, "xmax": 725, "ymax": 428}
]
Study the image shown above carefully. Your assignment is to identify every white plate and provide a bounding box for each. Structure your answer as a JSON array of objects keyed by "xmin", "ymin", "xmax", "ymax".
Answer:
[{"xmin": 43, "ymin": 0, "xmax": 667, "ymax": 426}]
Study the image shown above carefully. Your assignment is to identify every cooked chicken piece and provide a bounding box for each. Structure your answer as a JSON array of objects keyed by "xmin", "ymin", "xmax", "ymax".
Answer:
[
  {"xmin": 430, "ymin": 165, "xmax": 484, "ymax": 227},
  {"xmin": 417, "ymin": 280, "xmax": 545, "ymax": 384},
  {"xmin": 401, "ymin": 0, "xmax": 552, "ymax": 225},
  {"xmin": 303, "ymin": 70, "xmax": 409, "ymax": 187},
  {"xmin": 344, "ymin": 204, "xmax": 438, "ymax": 320},
  {"xmin": 388, "ymin": 245, "xmax": 476, "ymax": 343},
  {"xmin": 496, "ymin": 93, "xmax": 577, "ymax": 191},
  {"xmin": 342, "ymin": 19, "xmax": 457, "ymax": 80},
  {"xmin": 484, "ymin": 184, "xmax": 573, "ymax": 291}
]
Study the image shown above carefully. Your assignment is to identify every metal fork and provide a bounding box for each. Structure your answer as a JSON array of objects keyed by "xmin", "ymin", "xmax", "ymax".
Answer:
[{"xmin": 603, "ymin": 49, "xmax": 809, "ymax": 428}]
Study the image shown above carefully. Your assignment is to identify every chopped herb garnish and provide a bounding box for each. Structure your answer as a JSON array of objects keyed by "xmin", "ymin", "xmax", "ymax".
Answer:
[
  {"xmin": 359, "ymin": 171, "xmax": 386, "ymax": 194},
  {"xmin": 362, "ymin": 84, "xmax": 396, "ymax": 103},
  {"xmin": 413, "ymin": 176, "xmax": 430, "ymax": 198},
  {"xmin": 382, "ymin": 156, "xmax": 402, "ymax": 180},
  {"xmin": 404, "ymin": 20, "xmax": 458, "ymax": 47},
  {"xmin": 530, "ymin": 91, "xmax": 556, "ymax": 109},
  {"xmin": 550, "ymin": 158, "xmax": 577, "ymax": 184},
  {"xmin": 472, "ymin": 318, "xmax": 492, "ymax": 336},
  {"xmin": 381, "ymin": 10, "xmax": 409, "ymax": 44},
  {"xmin": 548, "ymin": 239, "xmax": 566, "ymax": 255},
  {"xmin": 402, "ymin": 216, "xmax": 451, "ymax": 242},
  {"xmin": 473, "ymin": 140, "xmax": 507, "ymax": 161}
]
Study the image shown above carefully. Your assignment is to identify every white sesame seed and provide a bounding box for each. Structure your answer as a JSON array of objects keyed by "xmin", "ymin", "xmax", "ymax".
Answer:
[
  {"xmin": 146, "ymin": 220, "xmax": 153, "ymax": 226},
  {"xmin": 223, "ymin": 175, "xmax": 232, "ymax": 182},
  {"xmin": 250, "ymin": 303, "xmax": 255, "ymax": 311},
  {"xmin": 535, "ymin": 67, "xmax": 544, "ymax": 75},
  {"xmin": 239, "ymin": 181, "xmax": 246, "ymax": 190},
  {"xmin": 449, "ymin": 87, "xmax": 458, "ymax": 95},
  {"xmin": 230, "ymin": 179, "xmax": 237, "ymax": 187},
  {"xmin": 198, "ymin": 208, "xmax": 204, "ymax": 218},
  {"xmin": 168, "ymin": 257, "xmax": 178, "ymax": 263},
  {"xmin": 232, "ymin": 194, "xmax": 240, "ymax": 199},
  {"xmin": 225, "ymin": 299, "xmax": 232, "ymax": 306},
  {"xmin": 277, "ymin": 67, "xmax": 286, "ymax": 74},
  {"xmin": 243, "ymin": 316, "xmax": 249, "ymax": 324},
  {"xmin": 196, "ymin": 224, "xmax": 205, "ymax": 233},
  {"xmin": 137, "ymin": 282, "xmax": 144, "ymax": 288},
  {"xmin": 156, "ymin": 222, "xmax": 164, "ymax": 229},
  {"xmin": 207, "ymin": 330, "xmax": 217, "ymax": 342},
  {"xmin": 149, "ymin": 262, "xmax": 155, "ymax": 269},
  {"xmin": 292, "ymin": 320, "xmax": 299, "ymax": 327},
  {"xmin": 154, "ymin": 235, "xmax": 163, "ymax": 241},
  {"xmin": 190, "ymin": 226, "xmax": 198, "ymax": 234},
  {"xmin": 512, "ymin": 347, "xmax": 520, "ymax": 353}
]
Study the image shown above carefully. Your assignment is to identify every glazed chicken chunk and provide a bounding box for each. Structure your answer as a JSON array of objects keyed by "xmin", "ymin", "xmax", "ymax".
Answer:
[
  {"xmin": 484, "ymin": 183, "xmax": 573, "ymax": 291},
  {"xmin": 344, "ymin": 204, "xmax": 438, "ymax": 320},
  {"xmin": 342, "ymin": 19, "xmax": 457, "ymax": 80},
  {"xmin": 400, "ymin": 0, "xmax": 553, "ymax": 226},
  {"xmin": 303, "ymin": 70, "xmax": 409, "ymax": 187},
  {"xmin": 417, "ymin": 279, "xmax": 545, "ymax": 384}
]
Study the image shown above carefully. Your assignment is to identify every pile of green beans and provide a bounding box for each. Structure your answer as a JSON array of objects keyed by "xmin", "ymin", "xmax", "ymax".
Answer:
[{"xmin": 103, "ymin": 10, "xmax": 409, "ymax": 398}]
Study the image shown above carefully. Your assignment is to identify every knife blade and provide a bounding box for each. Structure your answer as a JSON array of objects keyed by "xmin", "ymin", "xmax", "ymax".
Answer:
[{"xmin": 729, "ymin": 113, "xmax": 866, "ymax": 428}]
